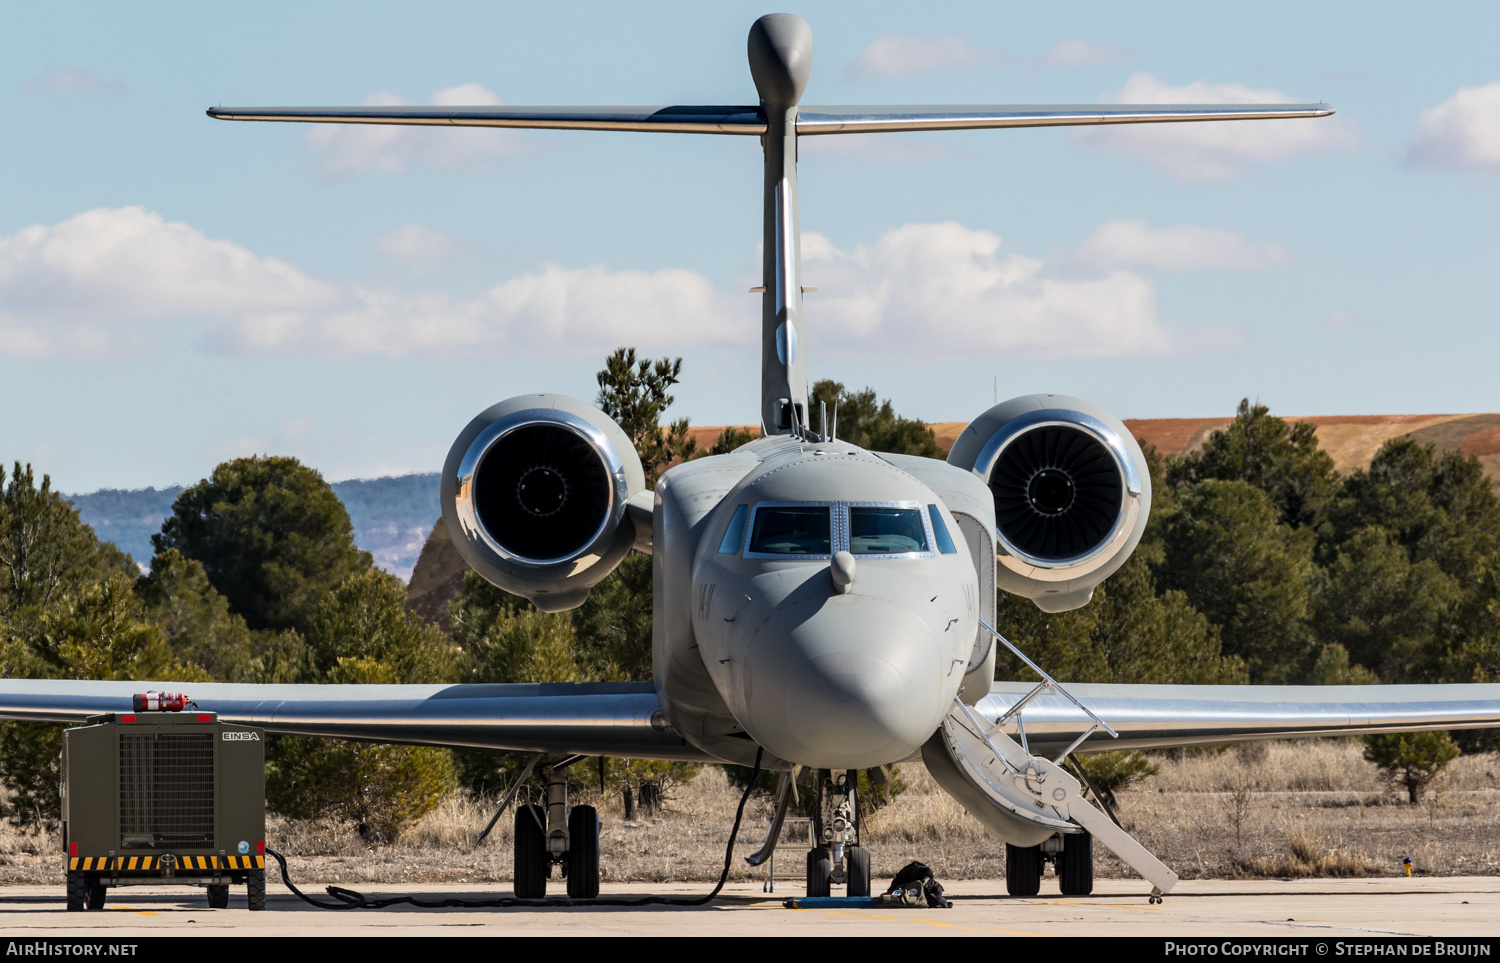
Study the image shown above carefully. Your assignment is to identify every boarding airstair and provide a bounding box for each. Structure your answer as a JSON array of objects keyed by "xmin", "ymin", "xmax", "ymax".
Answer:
[{"xmin": 925, "ymin": 620, "xmax": 1178, "ymax": 900}]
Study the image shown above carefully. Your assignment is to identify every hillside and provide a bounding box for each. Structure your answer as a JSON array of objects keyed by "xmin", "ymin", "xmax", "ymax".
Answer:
[
  {"xmin": 65, "ymin": 412, "xmax": 1500, "ymax": 590},
  {"xmin": 66, "ymin": 473, "xmax": 440, "ymax": 581},
  {"xmin": 930, "ymin": 413, "xmax": 1500, "ymax": 494}
]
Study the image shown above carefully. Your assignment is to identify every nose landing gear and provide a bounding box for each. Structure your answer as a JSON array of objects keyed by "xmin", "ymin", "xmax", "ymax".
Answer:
[{"xmin": 805, "ymin": 770, "xmax": 871, "ymax": 897}]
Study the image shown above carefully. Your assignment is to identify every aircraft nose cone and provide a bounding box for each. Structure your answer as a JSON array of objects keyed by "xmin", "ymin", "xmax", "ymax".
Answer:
[
  {"xmin": 783, "ymin": 652, "xmax": 909, "ymax": 760},
  {"xmin": 738, "ymin": 595, "xmax": 948, "ymax": 769}
]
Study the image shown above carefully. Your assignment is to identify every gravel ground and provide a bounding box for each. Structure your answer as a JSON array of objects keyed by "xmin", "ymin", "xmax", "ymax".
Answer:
[{"xmin": 4, "ymin": 739, "xmax": 1495, "ymax": 889}]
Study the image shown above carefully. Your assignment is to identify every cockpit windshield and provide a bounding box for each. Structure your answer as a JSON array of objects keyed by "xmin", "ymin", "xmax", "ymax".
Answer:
[
  {"xmin": 849, "ymin": 507, "xmax": 928, "ymax": 556},
  {"xmin": 748, "ymin": 506, "xmax": 832, "ymax": 555}
]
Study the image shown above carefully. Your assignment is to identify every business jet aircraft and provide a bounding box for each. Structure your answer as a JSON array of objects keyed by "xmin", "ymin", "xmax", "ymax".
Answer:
[{"xmin": 7, "ymin": 13, "xmax": 1499, "ymax": 904}]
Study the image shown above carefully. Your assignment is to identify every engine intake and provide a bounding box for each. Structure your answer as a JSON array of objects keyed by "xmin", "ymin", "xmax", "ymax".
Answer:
[
  {"xmin": 442, "ymin": 394, "xmax": 645, "ymax": 612},
  {"xmin": 949, "ymin": 395, "xmax": 1150, "ymax": 613}
]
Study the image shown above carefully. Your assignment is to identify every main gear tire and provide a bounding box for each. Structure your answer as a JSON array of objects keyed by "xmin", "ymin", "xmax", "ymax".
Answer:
[
  {"xmin": 207, "ymin": 884, "xmax": 229, "ymax": 908},
  {"xmin": 845, "ymin": 845, "xmax": 871, "ymax": 897},
  {"xmin": 87, "ymin": 882, "xmax": 106, "ymax": 910},
  {"xmin": 566, "ymin": 805, "xmax": 600, "ymax": 899},
  {"xmin": 806, "ymin": 847, "xmax": 832, "ymax": 897},
  {"xmin": 514, "ymin": 803, "xmax": 549, "ymax": 898},
  {"xmin": 1005, "ymin": 843, "xmax": 1043, "ymax": 897},
  {"xmin": 1059, "ymin": 831, "xmax": 1094, "ymax": 896}
]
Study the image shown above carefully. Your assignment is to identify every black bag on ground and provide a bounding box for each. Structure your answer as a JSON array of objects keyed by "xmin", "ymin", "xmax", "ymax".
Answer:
[{"xmin": 882, "ymin": 861, "xmax": 952, "ymax": 909}]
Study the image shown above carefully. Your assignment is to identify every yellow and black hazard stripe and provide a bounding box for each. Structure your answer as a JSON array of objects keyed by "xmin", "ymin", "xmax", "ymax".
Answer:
[{"xmin": 68, "ymin": 855, "xmax": 265, "ymax": 871}]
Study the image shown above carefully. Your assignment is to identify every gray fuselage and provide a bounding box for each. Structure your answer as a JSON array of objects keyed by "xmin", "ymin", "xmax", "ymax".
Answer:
[{"xmin": 653, "ymin": 434, "xmax": 995, "ymax": 770}]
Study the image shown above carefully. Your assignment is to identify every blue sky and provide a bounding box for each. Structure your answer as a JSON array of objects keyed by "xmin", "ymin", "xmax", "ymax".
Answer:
[{"xmin": 3, "ymin": 1, "xmax": 1498, "ymax": 491}]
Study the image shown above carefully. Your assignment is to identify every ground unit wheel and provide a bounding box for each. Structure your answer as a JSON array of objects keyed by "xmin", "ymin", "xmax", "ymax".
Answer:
[
  {"xmin": 514, "ymin": 803, "xmax": 549, "ymax": 898},
  {"xmin": 87, "ymin": 882, "xmax": 107, "ymax": 910},
  {"xmin": 1005, "ymin": 843, "xmax": 1043, "ymax": 897},
  {"xmin": 66, "ymin": 872, "xmax": 86, "ymax": 912},
  {"xmin": 566, "ymin": 805, "xmax": 600, "ymax": 899},
  {"xmin": 246, "ymin": 869, "xmax": 266, "ymax": 911},
  {"xmin": 207, "ymin": 884, "xmax": 230, "ymax": 909},
  {"xmin": 806, "ymin": 847, "xmax": 832, "ymax": 897},
  {"xmin": 845, "ymin": 845, "xmax": 871, "ymax": 897},
  {"xmin": 1059, "ymin": 832, "xmax": 1093, "ymax": 896}
]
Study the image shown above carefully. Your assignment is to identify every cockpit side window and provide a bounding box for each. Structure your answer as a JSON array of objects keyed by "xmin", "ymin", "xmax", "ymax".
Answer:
[
  {"xmin": 928, "ymin": 504, "xmax": 959, "ymax": 555},
  {"xmin": 747, "ymin": 506, "xmax": 832, "ymax": 556},
  {"xmin": 718, "ymin": 505, "xmax": 749, "ymax": 554},
  {"xmin": 849, "ymin": 507, "xmax": 928, "ymax": 556}
]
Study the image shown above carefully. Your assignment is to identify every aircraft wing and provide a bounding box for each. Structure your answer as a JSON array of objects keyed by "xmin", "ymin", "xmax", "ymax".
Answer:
[
  {"xmin": 978, "ymin": 681, "xmax": 1500, "ymax": 758},
  {"xmin": 207, "ymin": 103, "xmax": 1332, "ymax": 136},
  {"xmin": 2, "ymin": 677, "xmax": 1495, "ymax": 763},
  {"xmin": 0, "ymin": 679, "xmax": 712, "ymax": 762}
]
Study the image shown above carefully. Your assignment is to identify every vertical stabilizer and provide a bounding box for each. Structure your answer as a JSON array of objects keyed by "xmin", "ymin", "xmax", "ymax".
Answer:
[{"xmin": 749, "ymin": 14, "xmax": 813, "ymax": 435}]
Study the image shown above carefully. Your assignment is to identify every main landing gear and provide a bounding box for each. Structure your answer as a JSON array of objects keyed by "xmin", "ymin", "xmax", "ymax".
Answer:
[
  {"xmin": 1006, "ymin": 830, "xmax": 1093, "ymax": 896},
  {"xmin": 805, "ymin": 770, "xmax": 870, "ymax": 898},
  {"xmin": 512, "ymin": 754, "xmax": 601, "ymax": 899}
]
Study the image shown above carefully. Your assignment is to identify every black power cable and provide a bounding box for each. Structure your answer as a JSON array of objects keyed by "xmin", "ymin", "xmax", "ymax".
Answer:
[{"xmin": 267, "ymin": 747, "xmax": 764, "ymax": 910}]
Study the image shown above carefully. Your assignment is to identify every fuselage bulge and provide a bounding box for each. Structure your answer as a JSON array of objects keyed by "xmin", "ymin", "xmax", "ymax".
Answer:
[{"xmin": 654, "ymin": 434, "xmax": 997, "ymax": 771}]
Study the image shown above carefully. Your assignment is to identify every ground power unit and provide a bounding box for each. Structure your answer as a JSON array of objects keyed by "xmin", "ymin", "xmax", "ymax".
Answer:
[{"xmin": 60, "ymin": 694, "xmax": 267, "ymax": 911}]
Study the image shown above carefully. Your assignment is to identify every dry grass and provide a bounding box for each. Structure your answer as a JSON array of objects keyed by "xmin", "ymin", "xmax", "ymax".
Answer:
[{"xmin": 6, "ymin": 739, "xmax": 1500, "ymax": 887}]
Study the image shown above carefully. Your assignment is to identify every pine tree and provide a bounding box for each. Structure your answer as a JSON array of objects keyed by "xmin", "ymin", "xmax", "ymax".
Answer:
[{"xmin": 154, "ymin": 455, "xmax": 372, "ymax": 632}]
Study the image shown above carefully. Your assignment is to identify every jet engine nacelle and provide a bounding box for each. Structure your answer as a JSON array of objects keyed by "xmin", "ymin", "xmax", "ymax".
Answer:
[
  {"xmin": 441, "ymin": 394, "xmax": 645, "ymax": 612},
  {"xmin": 948, "ymin": 394, "xmax": 1151, "ymax": 613}
]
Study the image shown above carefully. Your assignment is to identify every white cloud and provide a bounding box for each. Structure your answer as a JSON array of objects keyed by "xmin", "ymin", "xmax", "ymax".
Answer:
[
  {"xmin": 22, "ymin": 66, "xmax": 125, "ymax": 96},
  {"xmin": 1051, "ymin": 220, "xmax": 1291, "ymax": 275},
  {"xmin": 303, "ymin": 84, "xmax": 531, "ymax": 177},
  {"xmin": 1042, "ymin": 39, "xmax": 1130, "ymax": 67},
  {"xmin": 1407, "ymin": 82, "xmax": 1500, "ymax": 173},
  {"xmin": 1073, "ymin": 73, "xmax": 1358, "ymax": 181},
  {"xmin": 1, "ymin": 208, "xmax": 1272, "ymax": 362},
  {"xmin": 847, "ymin": 34, "xmax": 997, "ymax": 78},
  {"xmin": 0, "ymin": 207, "xmax": 336, "ymax": 354},
  {"xmin": 0, "ymin": 207, "xmax": 745, "ymax": 358},
  {"xmin": 805, "ymin": 223, "xmax": 1189, "ymax": 359},
  {"xmin": 203, "ymin": 263, "xmax": 746, "ymax": 357}
]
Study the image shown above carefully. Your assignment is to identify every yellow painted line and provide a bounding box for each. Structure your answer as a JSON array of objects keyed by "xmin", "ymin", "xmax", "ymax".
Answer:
[
  {"xmin": 134, "ymin": 911, "xmax": 161, "ymax": 917},
  {"xmin": 1043, "ymin": 899, "xmax": 1163, "ymax": 913}
]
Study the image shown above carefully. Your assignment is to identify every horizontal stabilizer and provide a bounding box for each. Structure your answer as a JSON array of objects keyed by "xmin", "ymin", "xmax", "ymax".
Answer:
[
  {"xmin": 795, "ymin": 103, "xmax": 1334, "ymax": 134},
  {"xmin": 207, "ymin": 103, "xmax": 1333, "ymax": 136},
  {"xmin": 207, "ymin": 105, "xmax": 768, "ymax": 134}
]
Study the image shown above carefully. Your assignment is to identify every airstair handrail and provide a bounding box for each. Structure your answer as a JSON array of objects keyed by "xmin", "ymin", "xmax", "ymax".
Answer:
[{"xmin": 977, "ymin": 619, "xmax": 1120, "ymax": 742}]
